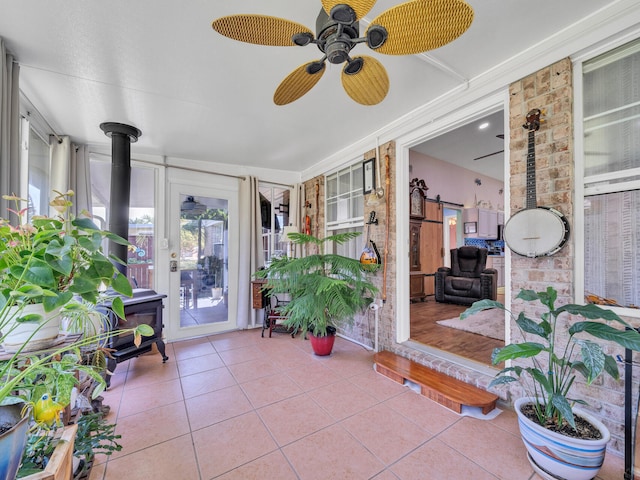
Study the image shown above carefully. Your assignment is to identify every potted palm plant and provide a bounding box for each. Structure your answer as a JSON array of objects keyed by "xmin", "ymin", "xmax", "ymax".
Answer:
[
  {"xmin": 254, "ymin": 232, "xmax": 378, "ymax": 356},
  {"xmin": 0, "ymin": 191, "xmax": 152, "ymax": 480},
  {"xmin": 462, "ymin": 286, "xmax": 640, "ymax": 480}
]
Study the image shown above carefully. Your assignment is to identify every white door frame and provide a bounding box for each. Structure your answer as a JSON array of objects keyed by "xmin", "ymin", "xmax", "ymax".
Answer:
[{"xmin": 163, "ymin": 168, "xmax": 240, "ymax": 342}]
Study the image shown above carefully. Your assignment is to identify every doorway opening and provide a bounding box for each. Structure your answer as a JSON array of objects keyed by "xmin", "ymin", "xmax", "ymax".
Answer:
[{"xmin": 408, "ymin": 109, "xmax": 506, "ymax": 367}]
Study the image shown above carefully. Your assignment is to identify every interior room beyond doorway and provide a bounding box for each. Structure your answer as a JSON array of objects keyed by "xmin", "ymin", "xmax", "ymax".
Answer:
[{"xmin": 408, "ymin": 110, "xmax": 506, "ymax": 367}]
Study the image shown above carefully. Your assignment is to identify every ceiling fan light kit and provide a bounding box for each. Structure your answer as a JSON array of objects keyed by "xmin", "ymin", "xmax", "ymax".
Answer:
[{"xmin": 212, "ymin": 0, "xmax": 473, "ymax": 105}]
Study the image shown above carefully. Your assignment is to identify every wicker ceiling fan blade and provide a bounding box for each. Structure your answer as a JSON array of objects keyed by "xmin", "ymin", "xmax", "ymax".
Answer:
[
  {"xmin": 212, "ymin": 15, "xmax": 313, "ymax": 46},
  {"xmin": 321, "ymin": 0, "xmax": 377, "ymax": 21},
  {"xmin": 368, "ymin": 0, "xmax": 473, "ymax": 55},
  {"xmin": 341, "ymin": 56, "xmax": 389, "ymax": 105},
  {"xmin": 274, "ymin": 62, "xmax": 326, "ymax": 105}
]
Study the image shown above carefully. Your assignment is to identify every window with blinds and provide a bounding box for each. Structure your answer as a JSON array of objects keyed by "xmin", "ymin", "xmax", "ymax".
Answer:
[{"xmin": 582, "ymin": 37, "xmax": 640, "ymax": 309}]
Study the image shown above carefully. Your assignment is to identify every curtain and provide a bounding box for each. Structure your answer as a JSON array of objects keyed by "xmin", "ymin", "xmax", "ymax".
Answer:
[
  {"xmin": 0, "ymin": 37, "xmax": 20, "ymax": 223},
  {"xmin": 69, "ymin": 144, "xmax": 92, "ymax": 215},
  {"xmin": 237, "ymin": 175, "xmax": 263, "ymax": 329},
  {"xmin": 289, "ymin": 183, "xmax": 304, "ymax": 257},
  {"xmin": 49, "ymin": 135, "xmax": 71, "ymax": 216},
  {"xmin": 49, "ymin": 137, "xmax": 92, "ymax": 216}
]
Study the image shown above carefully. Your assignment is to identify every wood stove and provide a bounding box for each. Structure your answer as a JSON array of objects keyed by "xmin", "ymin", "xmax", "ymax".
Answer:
[{"xmin": 102, "ymin": 289, "xmax": 168, "ymax": 385}]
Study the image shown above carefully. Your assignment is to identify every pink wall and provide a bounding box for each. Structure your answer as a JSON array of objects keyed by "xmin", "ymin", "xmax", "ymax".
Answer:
[{"xmin": 409, "ymin": 150, "xmax": 504, "ymax": 210}]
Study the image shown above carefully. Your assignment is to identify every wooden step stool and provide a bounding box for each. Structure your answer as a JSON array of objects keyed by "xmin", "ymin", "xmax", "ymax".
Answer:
[{"xmin": 374, "ymin": 350, "xmax": 498, "ymax": 414}]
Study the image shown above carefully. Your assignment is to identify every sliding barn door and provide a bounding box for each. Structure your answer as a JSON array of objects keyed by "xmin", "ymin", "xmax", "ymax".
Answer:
[{"xmin": 421, "ymin": 200, "xmax": 444, "ymax": 297}]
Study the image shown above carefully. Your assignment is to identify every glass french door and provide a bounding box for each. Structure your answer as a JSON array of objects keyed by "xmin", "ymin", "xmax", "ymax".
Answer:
[{"xmin": 166, "ymin": 171, "xmax": 238, "ymax": 341}]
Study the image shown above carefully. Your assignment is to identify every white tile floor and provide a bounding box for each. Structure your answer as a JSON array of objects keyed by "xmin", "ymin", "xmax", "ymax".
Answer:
[{"xmin": 89, "ymin": 330, "xmax": 626, "ymax": 479}]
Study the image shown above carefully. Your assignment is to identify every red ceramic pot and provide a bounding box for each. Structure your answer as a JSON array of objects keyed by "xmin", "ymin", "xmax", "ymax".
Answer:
[{"xmin": 308, "ymin": 327, "xmax": 336, "ymax": 356}]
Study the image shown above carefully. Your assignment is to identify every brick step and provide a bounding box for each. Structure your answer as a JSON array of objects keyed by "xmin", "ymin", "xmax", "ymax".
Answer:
[{"xmin": 373, "ymin": 350, "xmax": 498, "ymax": 414}]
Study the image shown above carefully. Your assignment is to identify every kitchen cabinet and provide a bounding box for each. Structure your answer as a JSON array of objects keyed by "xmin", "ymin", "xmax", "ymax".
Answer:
[
  {"xmin": 464, "ymin": 208, "xmax": 501, "ymax": 239},
  {"xmin": 487, "ymin": 256, "xmax": 505, "ymax": 288}
]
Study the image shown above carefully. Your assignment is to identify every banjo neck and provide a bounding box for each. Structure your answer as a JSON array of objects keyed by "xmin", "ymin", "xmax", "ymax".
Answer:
[
  {"xmin": 523, "ymin": 108, "xmax": 541, "ymax": 209},
  {"xmin": 525, "ymin": 129, "xmax": 538, "ymax": 209}
]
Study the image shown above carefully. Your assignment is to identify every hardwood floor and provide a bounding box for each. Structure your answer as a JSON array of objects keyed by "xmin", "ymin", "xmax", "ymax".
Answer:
[{"xmin": 410, "ymin": 295, "xmax": 505, "ymax": 367}]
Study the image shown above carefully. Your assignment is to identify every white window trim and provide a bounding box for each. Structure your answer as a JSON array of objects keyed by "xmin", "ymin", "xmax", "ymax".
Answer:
[
  {"xmin": 325, "ymin": 160, "xmax": 365, "ymax": 229},
  {"xmin": 573, "ymin": 33, "xmax": 640, "ymax": 319},
  {"xmin": 325, "ymin": 160, "xmax": 366, "ymax": 259}
]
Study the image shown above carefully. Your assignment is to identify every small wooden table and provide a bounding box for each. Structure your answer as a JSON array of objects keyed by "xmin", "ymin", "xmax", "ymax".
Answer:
[
  {"xmin": 251, "ymin": 279, "xmax": 293, "ymax": 338},
  {"xmin": 251, "ymin": 279, "xmax": 268, "ymax": 309}
]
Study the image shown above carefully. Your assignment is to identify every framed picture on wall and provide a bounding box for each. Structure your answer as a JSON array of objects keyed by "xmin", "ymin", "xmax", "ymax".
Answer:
[
  {"xmin": 464, "ymin": 222, "xmax": 477, "ymax": 234},
  {"xmin": 363, "ymin": 158, "xmax": 375, "ymax": 194}
]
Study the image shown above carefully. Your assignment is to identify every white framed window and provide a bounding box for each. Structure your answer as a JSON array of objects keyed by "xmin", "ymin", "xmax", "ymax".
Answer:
[
  {"xmin": 326, "ymin": 163, "xmax": 365, "ymax": 257},
  {"xmin": 90, "ymin": 156, "xmax": 157, "ymax": 289},
  {"xmin": 577, "ymin": 36, "xmax": 640, "ymax": 314},
  {"xmin": 18, "ymin": 116, "xmax": 51, "ymax": 222},
  {"xmin": 259, "ymin": 184, "xmax": 289, "ymax": 264}
]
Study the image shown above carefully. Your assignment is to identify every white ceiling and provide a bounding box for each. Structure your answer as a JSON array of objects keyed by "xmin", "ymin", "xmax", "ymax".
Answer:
[
  {"xmin": 412, "ymin": 109, "xmax": 504, "ymax": 180},
  {"xmin": 0, "ymin": 0, "xmax": 637, "ymax": 176}
]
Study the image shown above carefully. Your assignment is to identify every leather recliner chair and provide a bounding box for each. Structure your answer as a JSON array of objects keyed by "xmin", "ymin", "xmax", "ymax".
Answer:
[{"xmin": 435, "ymin": 246, "xmax": 497, "ymax": 306}]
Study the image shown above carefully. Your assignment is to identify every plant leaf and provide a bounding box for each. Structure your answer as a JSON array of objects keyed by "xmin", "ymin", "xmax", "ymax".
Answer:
[
  {"xmin": 460, "ymin": 299, "xmax": 503, "ymax": 320},
  {"xmin": 516, "ymin": 289, "xmax": 540, "ymax": 302},
  {"xmin": 603, "ymin": 353, "xmax": 621, "ymax": 380},
  {"xmin": 489, "ymin": 375, "xmax": 518, "ymax": 388},
  {"xmin": 10, "ymin": 259, "xmax": 56, "ymax": 288},
  {"xmin": 135, "ymin": 324, "xmax": 155, "ymax": 336},
  {"xmin": 559, "ymin": 303, "xmax": 626, "ymax": 324},
  {"xmin": 550, "ymin": 394, "xmax": 576, "ymax": 430},
  {"xmin": 492, "ymin": 342, "xmax": 546, "ymax": 363},
  {"xmin": 111, "ymin": 296, "xmax": 125, "ymax": 320},
  {"xmin": 111, "ymin": 272, "xmax": 133, "ymax": 297},
  {"xmin": 570, "ymin": 321, "xmax": 640, "ymax": 351},
  {"xmin": 515, "ymin": 311, "xmax": 549, "ymax": 339},
  {"xmin": 577, "ymin": 339, "xmax": 605, "ymax": 384},
  {"xmin": 72, "ymin": 217, "xmax": 101, "ymax": 231},
  {"xmin": 527, "ymin": 367, "xmax": 553, "ymax": 393}
]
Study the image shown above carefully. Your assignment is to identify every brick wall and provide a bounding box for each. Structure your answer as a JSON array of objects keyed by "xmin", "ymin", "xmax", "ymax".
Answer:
[
  {"xmin": 509, "ymin": 58, "xmax": 631, "ymax": 455},
  {"xmin": 306, "ymin": 141, "xmax": 397, "ymax": 349},
  {"xmin": 309, "ymin": 57, "xmax": 631, "ymax": 456},
  {"xmin": 508, "ymin": 58, "xmax": 574, "ymax": 303}
]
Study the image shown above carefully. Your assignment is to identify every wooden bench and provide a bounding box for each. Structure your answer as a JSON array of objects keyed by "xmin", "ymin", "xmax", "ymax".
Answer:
[{"xmin": 373, "ymin": 350, "xmax": 498, "ymax": 414}]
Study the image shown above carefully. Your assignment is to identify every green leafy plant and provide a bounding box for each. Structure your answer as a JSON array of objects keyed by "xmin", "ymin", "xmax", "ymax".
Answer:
[
  {"xmin": 17, "ymin": 411, "xmax": 122, "ymax": 478},
  {"xmin": 0, "ymin": 191, "xmax": 153, "ymax": 409},
  {"xmin": 72, "ymin": 411, "xmax": 122, "ymax": 476},
  {"xmin": 15, "ymin": 425, "xmax": 59, "ymax": 477},
  {"xmin": 0, "ymin": 191, "xmax": 131, "ymax": 310},
  {"xmin": 462, "ymin": 286, "xmax": 640, "ymax": 430},
  {"xmin": 254, "ymin": 232, "xmax": 378, "ymax": 337}
]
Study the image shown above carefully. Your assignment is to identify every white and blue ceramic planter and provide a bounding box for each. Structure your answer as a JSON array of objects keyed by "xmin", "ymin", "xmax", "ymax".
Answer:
[
  {"xmin": 515, "ymin": 397, "xmax": 609, "ymax": 480},
  {"xmin": 0, "ymin": 403, "xmax": 30, "ymax": 480}
]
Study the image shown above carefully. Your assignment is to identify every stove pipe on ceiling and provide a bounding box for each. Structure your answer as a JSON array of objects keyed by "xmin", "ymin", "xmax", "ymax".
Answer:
[{"xmin": 99, "ymin": 122, "xmax": 142, "ymax": 276}]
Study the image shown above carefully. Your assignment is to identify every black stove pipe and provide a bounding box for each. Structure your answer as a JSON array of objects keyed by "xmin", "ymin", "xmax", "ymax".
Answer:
[{"xmin": 99, "ymin": 122, "xmax": 142, "ymax": 276}]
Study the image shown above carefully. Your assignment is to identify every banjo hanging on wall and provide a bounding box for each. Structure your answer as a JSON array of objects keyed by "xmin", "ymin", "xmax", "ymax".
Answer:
[{"xmin": 503, "ymin": 108, "xmax": 570, "ymax": 258}]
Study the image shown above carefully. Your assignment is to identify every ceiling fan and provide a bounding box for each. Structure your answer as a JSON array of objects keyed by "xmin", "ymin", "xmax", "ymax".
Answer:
[
  {"xmin": 211, "ymin": 0, "xmax": 474, "ymax": 106},
  {"xmin": 473, "ymin": 134, "xmax": 504, "ymax": 161}
]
